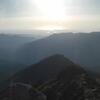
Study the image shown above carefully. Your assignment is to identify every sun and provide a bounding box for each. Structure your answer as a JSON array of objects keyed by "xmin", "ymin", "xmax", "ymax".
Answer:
[{"xmin": 34, "ymin": 0, "xmax": 66, "ymax": 21}]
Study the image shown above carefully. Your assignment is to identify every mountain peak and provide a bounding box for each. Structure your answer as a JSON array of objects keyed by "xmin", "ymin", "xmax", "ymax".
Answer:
[
  {"xmin": 41, "ymin": 54, "xmax": 71, "ymax": 62},
  {"xmin": 34, "ymin": 54, "xmax": 74, "ymax": 68},
  {"xmin": 13, "ymin": 55, "xmax": 75, "ymax": 84},
  {"xmin": 47, "ymin": 54, "xmax": 65, "ymax": 58}
]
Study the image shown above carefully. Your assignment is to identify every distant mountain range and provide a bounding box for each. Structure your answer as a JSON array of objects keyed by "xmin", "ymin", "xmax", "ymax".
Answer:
[
  {"xmin": 1, "ymin": 55, "xmax": 100, "ymax": 100},
  {"xmin": 0, "ymin": 34, "xmax": 35, "ymax": 61},
  {"xmin": 16, "ymin": 32, "xmax": 100, "ymax": 72}
]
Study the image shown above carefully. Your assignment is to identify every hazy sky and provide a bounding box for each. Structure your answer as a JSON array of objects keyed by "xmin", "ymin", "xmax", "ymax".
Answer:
[{"xmin": 0, "ymin": 0, "xmax": 100, "ymax": 31}]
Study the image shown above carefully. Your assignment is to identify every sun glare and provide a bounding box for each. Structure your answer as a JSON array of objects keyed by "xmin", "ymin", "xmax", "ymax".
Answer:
[
  {"xmin": 36, "ymin": 25, "xmax": 67, "ymax": 31},
  {"xmin": 34, "ymin": 0, "xmax": 66, "ymax": 21}
]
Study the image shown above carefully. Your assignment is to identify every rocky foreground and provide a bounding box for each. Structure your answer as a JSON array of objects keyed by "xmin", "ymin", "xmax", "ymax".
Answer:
[{"xmin": 0, "ymin": 55, "xmax": 100, "ymax": 100}]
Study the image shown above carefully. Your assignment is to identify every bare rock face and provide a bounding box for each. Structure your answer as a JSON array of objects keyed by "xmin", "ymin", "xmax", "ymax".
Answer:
[{"xmin": 40, "ymin": 74, "xmax": 100, "ymax": 100}]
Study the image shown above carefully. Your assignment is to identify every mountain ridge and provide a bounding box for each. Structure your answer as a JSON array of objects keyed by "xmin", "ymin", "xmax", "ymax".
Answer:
[
  {"xmin": 16, "ymin": 32, "xmax": 100, "ymax": 71},
  {"xmin": 13, "ymin": 54, "xmax": 76, "ymax": 84}
]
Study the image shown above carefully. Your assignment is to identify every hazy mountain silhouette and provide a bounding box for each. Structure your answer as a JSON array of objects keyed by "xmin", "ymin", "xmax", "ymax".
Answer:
[
  {"xmin": 16, "ymin": 32, "xmax": 100, "ymax": 73},
  {"xmin": 0, "ymin": 34, "xmax": 35, "ymax": 61}
]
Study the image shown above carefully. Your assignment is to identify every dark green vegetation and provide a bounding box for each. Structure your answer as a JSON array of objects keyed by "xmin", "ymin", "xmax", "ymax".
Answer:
[{"xmin": 0, "ymin": 55, "xmax": 100, "ymax": 100}]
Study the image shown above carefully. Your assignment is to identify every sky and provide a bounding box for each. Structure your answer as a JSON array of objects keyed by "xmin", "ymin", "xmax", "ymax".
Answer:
[{"xmin": 0, "ymin": 0, "xmax": 100, "ymax": 32}]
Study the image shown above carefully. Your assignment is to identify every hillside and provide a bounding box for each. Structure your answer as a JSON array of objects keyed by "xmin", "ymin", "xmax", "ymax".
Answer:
[{"xmin": 13, "ymin": 54, "xmax": 76, "ymax": 84}]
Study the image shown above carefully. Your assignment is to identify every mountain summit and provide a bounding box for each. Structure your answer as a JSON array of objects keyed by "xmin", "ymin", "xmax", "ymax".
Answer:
[{"xmin": 13, "ymin": 54, "xmax": 76, "ymax": 84}]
